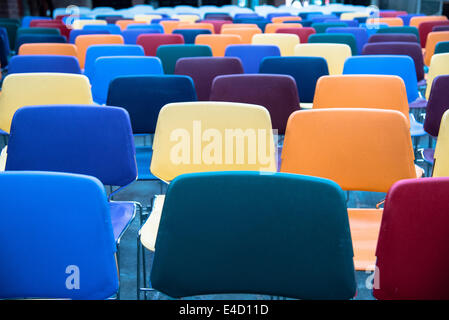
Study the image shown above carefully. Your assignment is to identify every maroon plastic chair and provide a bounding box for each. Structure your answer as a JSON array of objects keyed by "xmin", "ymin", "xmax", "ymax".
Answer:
[
  {"xmin": 174, "ymin": 57, "xmax": 244, "ymax": 101},
  {"xmin": 374, "ymin": 177, "xmax": 449, "ymax": 300},
  {"xmin": 368, "ymin": 33, "xmax": 418, "ymax": 43},
  {"xmin": 136, "ymin": 34, "xmax": 184, "ymax": 56},
  {"xmin": 30, "ymin": 20, "xmax": 70, "ymax": 40},
  {"xmin": 419, "ymin": 20, "xmax": 449, "ymax": 48},
  {"xmin": 379, "ymin": 11, "xmax": 407, "ymax": 18},
  {"xmin": 433, "ymin": 25, "xmax": 449, "ymax": 32},
  {"xmin": 276, "ymin": 27, "xmax": 316, "ymax": 43},
  {"xmin": 362, "ymin": 42, "xmax": 425, "ymax": 83},
  {"xmin": 210, "ymin": 74, "xmax": 300, "ymax": 134}
]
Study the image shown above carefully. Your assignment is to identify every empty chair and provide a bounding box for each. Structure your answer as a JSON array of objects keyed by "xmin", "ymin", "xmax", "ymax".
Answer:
[
  {"xmin": 31, "ymin": 21, "xmax": 70, "ymax": 40},
  {"xmin": 159, "ymin": 20, "xmax": 183, "ymax": 34},
  {"xmin": 136, "ymin": 34, "xmax": 184, "ymax": 56},
  {"xmin": 176, "ymin": 22, "xmax": 215, "ymax": 34},
  {"xmin": 327, "ymin": 27, "xmax": 369, "ymax": 55},
  {"xmin": 195, "ymin": 34, "xmax": 241, "ymax": 56},
  {"xmin": 0, "ymin": 73, "xmax": 93, "ymax": 133},
  {"xmin": 376, "ymin": 26, "xmax": 420, "ymax": 42},
  {"xmin": 201, "ymin": 20, "xmax": 232, "ymax": 33},
  {"xmin": 367, "ymin": 17, "xmax": 403, "ymax": 27},
  {"xmin": 174, "ymin": 57, "xmax": 243, "ymax": 100},
  {"xmin": 294, "ymin": 43, "xmax": 351, "ymax": 75},
  {"xmin": 84, "ymin": 24, "xmax": 122, "ymax": 34},
  {"xmin": 15, "ymin": 34, "xmax": 66, "ymax": 52},
  {"xmin": 308, "ymin": 33, "xmax": 357, "ymax": 56},
  {"xmin": 426, "ymin": 53, "xmax": 449, "ymax": 99},
  {"xmin": 265, "ymin": 23, "xmax": 302, "ymax": 33},
  {"xmin": 84, "ymin": 44, "xmax": 145, "ymax": 81},
  {"xmin": 312, "ymin": 22, "xmax": 347, "ymax": 33},
  {"xmin": 419, "ymin": 20, "xmax": 449, "ymax": 48},
  {"xmin": 156, "ymin": 44, "xmax": 212, "ymax": 74},
  {"xmin": 72, "ymin": 19, "xmax": 107, "ymax": 30},
  {"xmin": 409, "ymin": 15, "xmax": 448, "ymax": 29},
  {"xmin": 435, "ymin": 41, "xmax": 449, "ymax": 55},
  {"xmin": 280, "ymin": 109, "xmax": 417, "ymax": 270},
  {"xmin": 17, "ymin": 27, "xmax": 61, "ymax": 38},
  {"xmin": 0, "ymin": 21, "xmax": 20, "ymax": 49},
  {"xmin": 68, "ymin": 29, "xmax": 111, "ymax": 43},
  {"xmin": 150, "ymin": 171, "xmax": 356, "ymax": 300},
  {"xmin": 122, "ymin": 28, "xmax": 162, "ymax": 44},
  {"xmin": 210, "ymin": 74, "xmax": 299, "ymax": 134},
  {"xmin": 0, "ymin": 171, "xmax": 118, "ymax": 300},
  {"xmin": 374, "ymin": 178, "xmax": 449, "ymax": 299},
  {"xmin": 433, "ymin": 110, "xmax": 449, "ymax": 177},
  {"xmin": 424, "ymin": 31, "xmax": 449, "ymax": 66},
  {"xmin": 225, "ymin": 44, "xmax": 280, "ymax": 73},
  {"xmin": 18, "ymin": 43, "xmax": 78, "ymax": 57},
  {"xmin": 8, "ymin": 55, "xmax": 81, "ymax": 74},
  {"xmin": 276, "ymin": 27, "xmax": 316, "ymax": 43},
  {"xmin": 75, "ymin": 34, "xmax": 124, "ymax": 69},
  {"xmin": 368, "ymin": 33, "xmax": 418, "ymax": 43},
  {"xmin": 172, "ymin": 29, "xmax": 212, "ymax": 44},
  {"xmin": 91, "ymin": 56, "xmax": 163, "ymax": 104},
  {"xmin": 127, "ymin": 24, "xmax": 164, "ymax": 33},
  {"xmin": 259, "ymin": 56, "xmax": 329, "ymax": 105},
  {"xmin": 221, "ymin": 27, "xmax": 261, "ymax": 44},
  {"xmin": 252, "ymin": 33, "xmax": 299, "ymax": 56}
]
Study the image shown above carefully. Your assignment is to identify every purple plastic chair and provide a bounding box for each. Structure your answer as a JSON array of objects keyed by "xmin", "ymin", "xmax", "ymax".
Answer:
[
  {"xmin": 368, "ymin": 33, "xmax": 418, "ymax": 43},
  {"xmin": 362, "ymin": 42, "xmax": 425, "ymax": 84},
  {"xmin": 433, "ymin": 25, "xmax": 449, "ymax": 32},
  {"xmin": 210, "ymin": 74, "xmax": 300, "ymax": 134},
  {"xmin": 174, "ymin": 57, "xmax": 244, "ymax": 101},
  {"xmin": 327, "ymin": 27, "xmax": 369, "ymax": 55}
]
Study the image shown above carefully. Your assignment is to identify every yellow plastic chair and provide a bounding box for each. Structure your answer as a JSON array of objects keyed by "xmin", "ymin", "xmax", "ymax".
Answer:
[
  {"xmin": 424, "ymin": 31, "xmax": 449, "ymax": 66},
  {"xmin": 176, "ymin": 22, "xmax": 215, "ymax": 34},
  {"xmin": 75, "ymin": 34, "xmax": 124, "ymax": 69},
  {"xmin": 134, "ymin": 14, "xmax": 162, "ymax": 23},
  {"xmin": 0, "ymin": 73, "xmax": 93, "ymax": 133},
  {"xmin": 195, "ymin": 34, "xmax": 242, "ymax": 56},
  {"xmin": 71, "ymin": 19, "xmax": 107, "ymax": 30},
  {"xmin": 433, "ymin": 110, "xmax": 449, "ymax": 177},
  {"xmin": 221, "ymin": 27, "xmax": 262, "ymax": 44},
  {"xmin": 410, "ymin": 15, "xmax": 448, "ymax": 28},
  {"xmin": 294, "ymin": 43, "xmax": 351, "ymax": 75},
  {"xmin": 252, "ymin": 33, "xmax": 299, "ymax": 56},
  {"xmin": 140, "ymin": 101, "xmax": 276, "ymax": 252},
  {"xmin": 265, "ymin": 23, "xmax": 302, "ymax": 33},
  {"xmin": 425, "ymin": 53, "xmax": 449, "ymax": 99},
  {"xmin": 172, "ymin": 14, "xmax": 200, "ymax": 23},
  {"xmin": 340, "ymin": 12, "xmax": 369, "ymax": 20}
]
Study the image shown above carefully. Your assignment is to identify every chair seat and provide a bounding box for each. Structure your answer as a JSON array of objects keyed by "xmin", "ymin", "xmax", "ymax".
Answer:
[
  {"xmin": 140, "ymin": 195, "xmax": 165, "ymax": 251},
  {"xmin": 348, "ymin": 208, "xmax": 383, "ymax": 272},
  {"xmin": 110, "ymin": 201, "xmax": 136, "ymax": 242},
  {"xmin": 423, "ymin": 148, "xmax": 435, "ymax": 164},
  {"xmin": 409, "ymin": 97, "xmax": 427, "ymax": 109},
  {"xmin": 136, "ymin": 146, "xmax": 157, "ymax": 180}
]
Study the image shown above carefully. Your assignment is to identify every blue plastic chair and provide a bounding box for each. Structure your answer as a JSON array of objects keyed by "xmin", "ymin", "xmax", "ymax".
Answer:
[
  {"xmin": 225, "ymin": 44, "xmax": 281, "ymax": 74},
  {"xmin": 150, "ymin": 171, "xmax": 356, "ymax": 300},
  {"xmin": 107, "ymin": 75, "xmax": 197, "ymax": 180},
  {"xmin": 122, "ymin": 28, "xmax": 162, "ymax": 44},
  {"xmin": 0, "ymin": 171, "xmax": 118, "ymax": 300},
  {"xmin": 69, "ymin": 29, "xmax": 111, "ymax": 43},
  {"xmin": 259, "ymin": 56, "xmax": 329, "ymax": 104},
  {"xmin": 327, "ymin": 27, "xmax": 369, "ymax": 55},
  {"xmin": 0, "ymin": 29, "xmax": 9, "ymax": 68},
  {"xmin": 127, "ymin": 24, "xmax": 164, "ymax": 33},
  {"xmin": 15, "ymin": 34, "xmax": 66, "ymax": 52},
  {"xmin": 84, "ymin": 44, "xmax": 145, "ymax": 81},
  {"xmin": 8, "ymin": 55, "xmax": 82, "ymax": 74},
  {"xmin": 83, "ymin": 24, "xmax": 122, "ymax": 34},
  {"xmin": 172, "ymin": 29, "xmax": 212, "ymax": 44},
  {"xmin": 92, "ymin": 56, "xmax": 163, "ymax": 104},
  {"xmin": 398, "ymin": 13, "xmax": 425, "ymax": 26},
  {"xmin": 359, "ymin": 23, "xmax": 389, "ymax": 37}
]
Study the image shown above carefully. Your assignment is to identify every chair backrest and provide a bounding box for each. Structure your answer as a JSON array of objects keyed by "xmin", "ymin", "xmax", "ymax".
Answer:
[
  {"xmin": 122, "ymin": 28, "xmax": 161, "ymax": 45},
  {"xmin": 425, "ymin": 53, "xmax": 449, "ymax": 99},
  {"xmin": 308, "ymin": 33, "xmax": 357, "ymax": 56},
  {"xmin": 221, "ymin": 27, "xmax": 261, "ymax": 44},
  {"xmin": 127, "ymin": 24, "xmax": 164, "ymax": 33},
  {"xmin": 17, "ymin": 27, "xmax": 60, "ymax": 38},
  {"xmin": 312, "ymin": 22, "xmax": 347, "ymax": 33},
  {"xmin": 433, "ymin": 110, "xmax": 449, "ymax": 177},
  {"xmin": 276, "ymin": 27, "xmax": 315, "ymax": 43},
  {"xmin": 343, "ymin": 55, "xmax": 419, "ymax": 103},
  {"xmin": 368, "ymin": 33, "xmax": 418, "ymax": 43},
  {"xmin": 6, "ymin": 105, "xmax": 137, "ymax": 187},
  {"xmin": 156, "ymin": 44, "xmax": 212, "ymax": 74},
  {"xmin": 17, "ymin": 43, "xmax": 78, "ymax": 57},
  {"xmin": 0, "ymin": 73, "xmax": 93, "ymax": 133},
  {"xmin": 424, "ymin": 75, "xmax": 449, "ymax": 137},
  {"xmin": 251, "ymin": 33, "xmax": 299, "ymax": 56},
  {"xmin": 0, "ymin": 21, "xmax": 18, "ymax": 49},
  {"xmin": 92, "ymin": 56, "xmax": 163, "ymax": 104},
  {"xmin": 280, "ymin": 109, "xmax": 416, "ymax": 192},
  {"xmin": 368, "ymin": 17, "xmax": 403, "ymax": 27},
  {"xmin": 151, "ymin": 171, "xmax": 356, "ymax": 300},
  {"xmin": 435, "ymin": 41, "xmax": 449, "ymax": 55},
  {"xmin": 259, "ymin": 56, "xmax": 328, "ymax": 104},
  {"xmin": 294, "ymin": 43, "xmax": 351, "ymax": 75},
  {"xmin": 424, "ymin": 31, "xmax": 449, "ymax": 66},
  {"xmin": 15, "ymin": 34, "xmax": 66, "ymax": 52},
  {"xmin": 409, "ymin": 15, "xmax": 448, "ymax": 28},
  {"xmin": 362, "ymin": 42, "xmax": 425, "ymax": 81},
  {"xmin": 160, "ymin": 20, "xmax": 183, "ymax": 34},
  {"xmin": 313, "ymin": 75, "xmax": 410, "ymax": 124},
  {"xmin": 195, "ymin": 34, "xmax": 242, "ymax": 56},
  {"xmin": 326, "ymin": 27, "xmax": 368, "ymax": 55},
  {"xmin": 176, "ymin": 22, "xmax": 215, "ymax": 34},
  {"xmin": 419, "ymin": 20, "xmax": 449, "ymax": 47},
  {"xmin": 8, "ymin": 55, "xmax": 81, "ymax": 74},
  {"xmin": 84, "ymin": 24, "xmax": 122, "ymax": 34},
  {"xmin": 150, "ymin": 102, "xmax": 276, "ymax": 182},
  {"xmin": 265, "ymin": 22, "xmax": 302, "ymax": 33},
  {"xmin": 172, "ymin": 28, "xmax": 212, "ymax": 44},
  {"xmin": 0, "ymin": 171, "xmax": 118, "ymax": 300},
  {"xmin": 136, "ymin": 34, "xmax": 184, "ymax": 56},
  {"xmin": 174, "ymin": 57, "xmax": 243, "ymax": 100},
  {"xmin": 75, "ymin": 34, "xmax": 124, "ymax": 68},
  {"xmin": 107, "ymin": 75, "xmax": 197, "ymax": 134},
  {"xmin": 68, "ymin": 29, "xmax": 111, "ymax": 43},
  {"xmin": 376, "ymin": 26, "xmax": 420, "ymax": 42},
  {"xmin": 433, "ymin": 25, "xmax": 449, "ymax": 32},
  {"xmin": 224, "ymin": 44, "xmax": 280, "ymax": 73},
  {"xmin": 374, "ymin": 177, "xmax": 449, "ymax": 300},
  {"xmin": 72, "ymin": 19, "xmax": 107, "ymax": 30},
  {"xmin": 210, "ymin": 74, "xmax": 299, "ymax": 134}
]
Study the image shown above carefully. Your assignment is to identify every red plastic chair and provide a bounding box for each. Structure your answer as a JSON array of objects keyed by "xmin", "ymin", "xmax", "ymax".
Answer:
[
  {"xmin": 136, "ymin": 34, "xmax": 184, "ymax": 56},
  {"xmin": 276, "ymin": 27, "xmax": 316, "ymax": 43}
]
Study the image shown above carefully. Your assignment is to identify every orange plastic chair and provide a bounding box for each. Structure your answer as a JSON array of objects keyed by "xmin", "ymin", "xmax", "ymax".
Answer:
[
  {"xmin": 424, "ymin": 31, "xmax": 449, "ymax": 66},
  {"xmin": 177, "ymin": 22, "xmax": 215, "ymax": 34},
  {"xmin": 195, "ymin": 34, "xmax": 242, "ymax": 56},
  {"xmin": 221, "ymin": 27, "xmax": 262, "ymax": 44},
  {"xmin": 115, "ymin": 20, "xmax": 147, "ymax": 31},
  {"xmin": 221, "ymin": 23, "xmax": 259, "ymax": 30},
  {"xmin": 265, "ymin": 23, "xmax": 302, "ymax": 33},
  {"xmin": 272, "ymin": 16, "xmax": 302, "ymax": 23},
  {"xmin": 409, "ymin": 16, "xmax": 448, "ymax": 28},
  {"xmin": 367, "ymin": 17, "xmax": 403, "ymax": 26},
  {"xmin": 280, "ymin": 109, "xmax": 417, "ymax": 271},
  {"xmin": 18, "ymin": 43, "xmax": 78, "ymax": 57},
  {"xmin": 160, "ymin": 20, "xmax": 182, "ymax": 34},
  {"xmin": 75, "ymin": 34, "xmax": 124, "ymax": 69},
  {"xmin": 313, "ymin": 75, "xmax": 410, "ymax": 125}
]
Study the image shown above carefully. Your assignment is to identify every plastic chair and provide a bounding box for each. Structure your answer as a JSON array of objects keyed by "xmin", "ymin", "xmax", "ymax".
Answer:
[
  {"xmin": 127, "ymin": 24, "xmax": 164, "ymax": 33},
  {"xmin": 17, "ymin": 43, "xmax": 78, "ymax": 57},
  {"xmin": 150, "ymin": 171, "xmax": 356, "ymax": 300},
  {"xmin": 280, "ymin": 109, "xmax": 417, "ymax": 270},
  {"xmin": 224, "ymin": 44, "xmax": 280, "ymax": 74},
  {"xmin": 0, "ymin": 171, "xmax": 118, "ymax": 300},
  {"xmin": 176, "ymin": 22, "xmax": 215, "ymax": 34},
  {"xmin": 156, "ymin": 44, "xmax": 212, "ymax": 74},
  {"xmin": 172, "ymin": 29, "xmax": 212, "ymax": 44},
  {"xmin": 160, "ymin": 20, "xmax": 182, "ymax": 34},
  {"xmin": 308, "ymin": 33, "xmax": 357, "ymax": 56},
  {"xmin": 376, "ymin": 26, "xmax": 420, "ymax": 42},
  {"xmin": 327, "ymin": 27, "xmax": 369, "ymax": 55},
  {"xmin": 68, "ymin": 29, "xmax": 111, "ymax": 43},
  {"xmin": 367, "ymin": 17, "xmax": 403, "ymax": 27},
  {"xmin": 8, "ymin": 55, "xmax": 81, "ymax": 74},
  {"xmin": 312, "ymin": 22, "xmax": 347, "ymax": 33},
  {"xmin": 21, "ymin": 16, "xmax": 51, "ymax": 28},
  {"xmin": 0, "ymin": 73, "xmax": 93, "ymax": 133},
  {"xmin": 0, "ymin": 31, "xmax": 8, "ymax": 68},
  {"xmin": 15, "ymin": 34, "xmax": 66, "ymax": 52},
  {"xmin": 221, "ymin": 27, "xmax": 261, "ymax": 44},
  {"xmin": 276, "ymin": 27, "xmax": 315, "ymax": 43},
  {"xmin": 84, "ymin": 44, "xmax": 145, "ymax": 81},
  {"xmin": 199, "ymin": 20, "xmax": 232, "ymax": 33},
  {"xmin": 72, "ymin": 19, "xmax": 107, "ymax": 30},
  {"xmin": 174, "ymin": 57, "xmax": 243, "ymax": 100},
  {"xmin": 75, "ymin": 34, "xmax": 124, "ymax": 69},
  {"xmin": 272, "ymin": 16, "xmax": 302, "ymax": 23},
  {"xmin": 194, "ymin": 34, "xmax": 241, "ymax": 56},
  {"xmin": 30, "ymin": 21, "xmax": 70, "ymax": 40},
  {"xmin": 252, "ymin": 33, "xmax": 299, "ymax": 56},
  {"xmin": 368, "ymin": 33, "xmax": 418, "ymax": 43},
  {"xmin": 17, "ymin": 27, "xmax": 61, "ymax": 38},
  {"xmin": 92, "ymin": 56, "xmax": 163, "ymax": 104},
  {"xmin": 433, "ymin": 110, "xmax": 449, "ymax": 177},
  {"xmin": 265, "ymin": 23, "xmax": 302, "ymax": 33},
  {"xmin": 210, "ymin": 74, "xmax": 299, "ymax": 134},
  {"xmin": 122, "ymin": 29, "xmax": 162, "ymax": 44},
  {"xmin": 435, "ymin": 41, "xmax": 449, "ymax": 55},
  {"xmin": 425, "ymin": 53, "xmax": 449, "ymax": 99},
  {"xmin": 294, "ymin": 43, "xmax": 351, "ymax": 75},
  {"xmin": 419, "ymin": 20, "xmax": 449, "ymax": 48},
  {"xmin": 84, "ymin": 24, "xmax": 122, "ymax": 34},
  {"xmin": 221, "ymin": 23, "xmax": 259, "ymax": 30},
  {"xmin": 259, "ymin": 56, "xmax": 329, "ymax": 104},
  {"xmin": 409, "ymin": 16, "xmax": 448, "ymax": 28},
  {"xmin": 424, "ymin": 31, "xmax": 449, "ymax": 66},
  {"xmin": 136, "ymin": 34, "xmax": 184, "ymax": 56},
  {"xmin": 0, "ymin": 21, "xmax": 19, "ymax": 49},
  {"xmin": 433, "ymin": 25, "xmax": 449, "ymax": 32},
  {"xmin": 374, "ymin": 177, "xmax": 449, "ymax": 299}
]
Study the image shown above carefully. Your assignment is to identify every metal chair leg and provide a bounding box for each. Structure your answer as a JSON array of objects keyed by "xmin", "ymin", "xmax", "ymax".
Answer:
[{"xmin": 116, "ymin": 242, "xmax": 121, "ymax": 300}]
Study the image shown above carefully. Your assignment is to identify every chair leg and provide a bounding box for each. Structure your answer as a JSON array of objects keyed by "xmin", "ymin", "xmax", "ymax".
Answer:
[
  {"xmin": 116, "ymin": 242, "xmax": 121, "ymax": 300},
  {"xmin": 137, "ymin": 235, "xmax": 141, "ymax": 300}
]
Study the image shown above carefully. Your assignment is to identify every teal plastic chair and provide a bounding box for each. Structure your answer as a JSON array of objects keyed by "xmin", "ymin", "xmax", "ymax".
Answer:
[
  {"xmin": 435, "ymin": 41, "xmax": 449, "ymax": 55},
  {"xmin": 17, "ymin": 27, "xmax": 61, "ymax": 38},
  {"xmin": 312, "ymin": 22, "xmax": 348, "ymax": 33},
  {"xmin": 150, "ymin": 171, "xmax": 356, "ymax": 300},
  {"xmin": 156, "ymin": 44, "xmax": 212, "ymax": 74},
  {"xmin": 0, "ymin": 21, "xmax": 19, "ymax": 49},
  {"xmin": 308, "ymin": 33, "xmax": 357, "ymax": 56}
]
